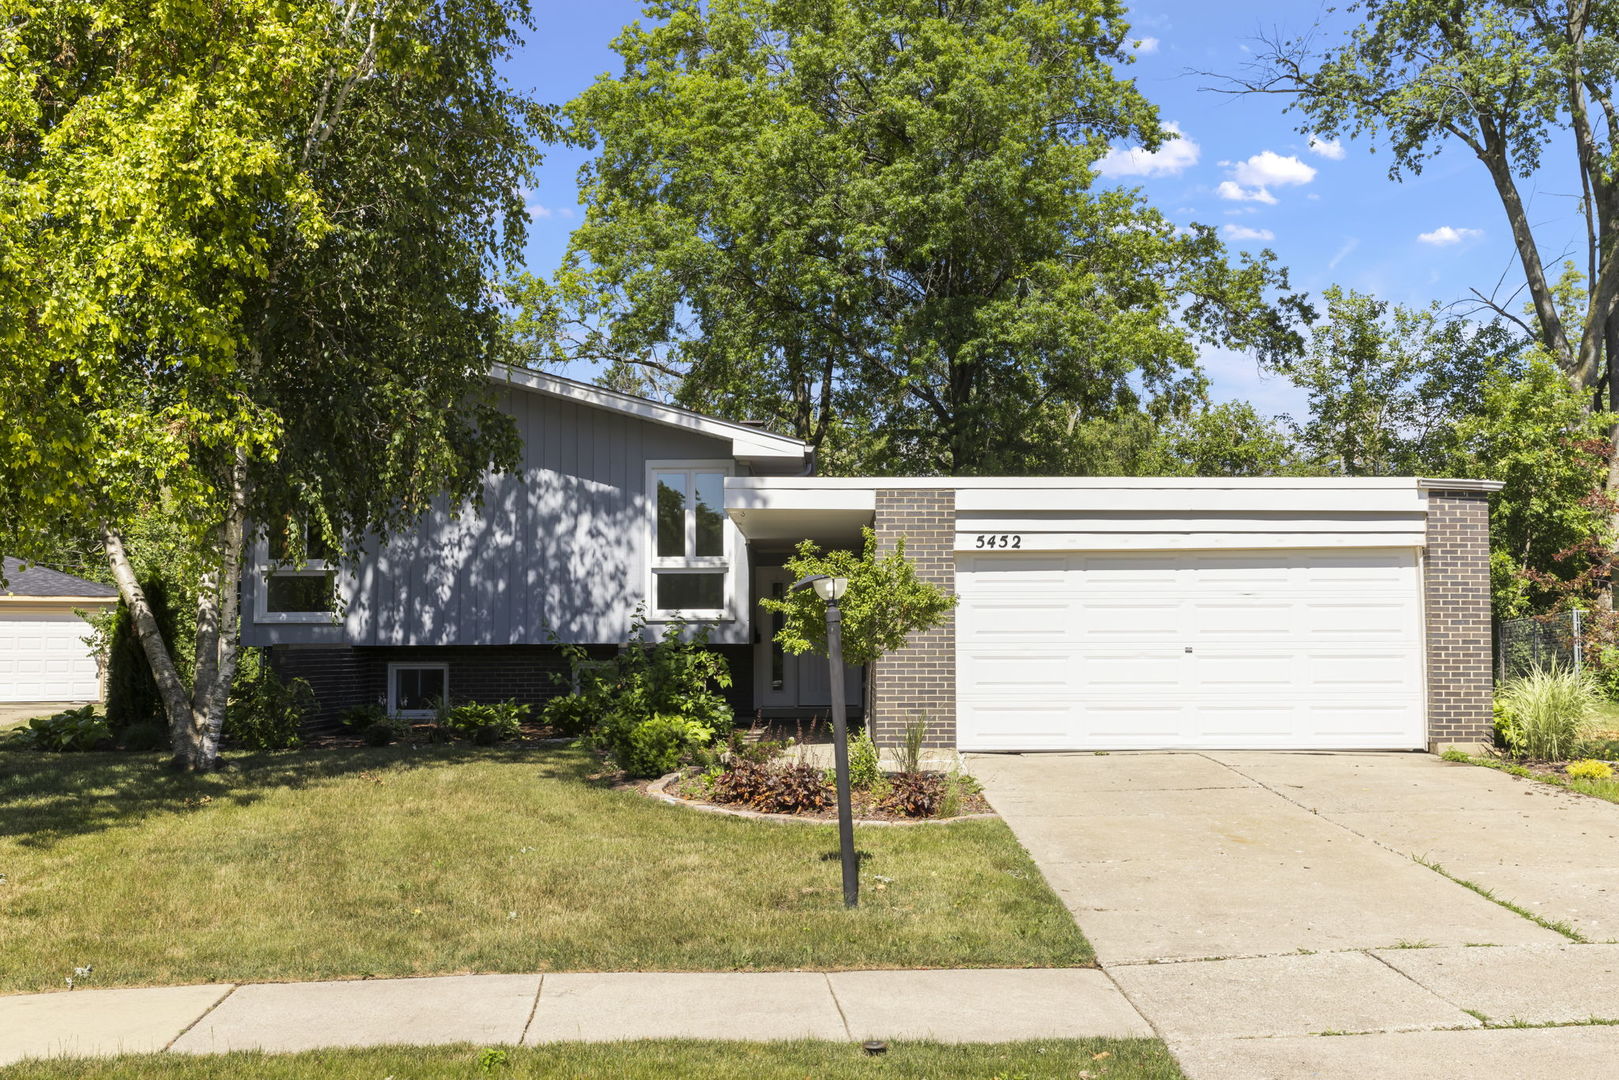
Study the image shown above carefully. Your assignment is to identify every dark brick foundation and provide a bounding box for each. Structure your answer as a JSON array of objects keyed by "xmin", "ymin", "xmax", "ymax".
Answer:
[
  {"xmin": 870, "ymin": 488, "xmax": 956, "ymax": 749},
  {"xmin": 1424, "ymin": 488, "xmax": 1495, "ymax": 749},
  {"xmin": 271, "ymin": 642, "xmax": 753, "ymax": 727}
]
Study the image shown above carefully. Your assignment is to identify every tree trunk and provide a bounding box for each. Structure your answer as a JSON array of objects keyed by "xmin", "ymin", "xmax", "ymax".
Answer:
[
  {"xmin": 101, "ymin": 524, "xmax": 193, "ymax": 754},
  {"xmin": 196, "ymin": 475, "xmax": 248, "ymax": 765},
  {"xmin": 182, "ymin": 466, "xmax": 250, "ymax": 770}
]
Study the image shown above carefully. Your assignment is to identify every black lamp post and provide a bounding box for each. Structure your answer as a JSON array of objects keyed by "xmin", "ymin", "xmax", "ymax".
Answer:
[{"xmin": 793, "ymin": 572, "xmax": 857, "ymax": 908}]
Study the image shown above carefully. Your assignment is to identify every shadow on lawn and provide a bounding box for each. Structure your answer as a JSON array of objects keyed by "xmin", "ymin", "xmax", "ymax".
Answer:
[{"xmin": 0, "ymin": 743, "xmax": 594, "ymax": 850}]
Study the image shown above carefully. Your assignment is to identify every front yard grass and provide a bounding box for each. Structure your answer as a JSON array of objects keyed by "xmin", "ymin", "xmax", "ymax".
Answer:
[
  {"xmin": 0, "ymin": 745, "xmax": 1090, "ymax": 993},
  {"xmin": 0, "ymin": 1040, "xmax": 1186, "ymax": 1080},
  {"xmin": 1443, "ymin": 750, "xmax": 1619, "ymax": 808}
]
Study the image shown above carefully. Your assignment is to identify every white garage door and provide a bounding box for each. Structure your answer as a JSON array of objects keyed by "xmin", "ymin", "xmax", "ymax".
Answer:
[
  {"xmin": 956, "ymin": 549, "xmax": 1426, "ymax": 751},
  {"xmin": 0, "ymin": 613, "xmax": 103, "ymax": 702}
]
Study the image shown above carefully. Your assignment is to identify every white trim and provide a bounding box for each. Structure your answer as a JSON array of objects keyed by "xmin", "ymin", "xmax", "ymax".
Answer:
[
  {"xmin": 252, "ymin": 537, "xmax": 340, "ymax": 625},
  {"xmin": 387, "ymin": 662, "xmax": 449, "ymax": 718},
  {"xmin": 490, "ymin": 364, "xmax": 809, "ymax": 461},
  {"xmin": 646, "ymin": 460, "xmax": 740, "ymax": 622},
  {"xmin": 1417, "ymin": 477, "xmax": 1505, "ymax": 492}
]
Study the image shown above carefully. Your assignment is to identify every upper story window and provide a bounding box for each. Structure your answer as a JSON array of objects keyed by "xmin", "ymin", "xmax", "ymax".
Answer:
[
  {"xmin": 649, "ymin": 462, "xmax": 732, "ymax": 619},
  {"xmin": 255, "ymin": 522, "xmax": 338, "ymax": 623}
]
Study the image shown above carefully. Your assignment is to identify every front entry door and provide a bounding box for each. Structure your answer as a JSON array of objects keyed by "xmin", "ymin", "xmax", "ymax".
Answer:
[{"xmin": 755, "ymin": 567, "xmax": 863, "ymax": 711}]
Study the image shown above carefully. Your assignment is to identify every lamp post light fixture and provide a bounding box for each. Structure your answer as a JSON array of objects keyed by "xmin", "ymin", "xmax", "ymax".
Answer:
[{"xmin": 792, "ymin": 572, "xmax": 857, "ymax": 908}]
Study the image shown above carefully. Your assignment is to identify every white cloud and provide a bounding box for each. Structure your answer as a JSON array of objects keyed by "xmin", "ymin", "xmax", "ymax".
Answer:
[
  {"xmin": 1095, "ymin": 122, "xmax": 1200, "ymax": 178},
  {"xmin": 1216, "ymin": 180, "xmax": 1278, "ymax": 205},
  {"xmin": 1222, "ymin": 224, "xmax": 1275, "ymax": 242},
  {"xmin": 1308, "ymin": 135, "xmax": 1345, "ymax": 160},
  {"xmin": 1230, "ymin": 150, "xmax": 1317, "ymax": 188},
  {"xmin": 527, "ymin": 204, "xmax": 576, "ymax": 221},
  {"xmin": 1130, "ymin": 36, "xmax": 1160, "ymax": 54},
  {"xmin": 1417, "ymin": 225, "xmax": 1484, "ymax": 246}
]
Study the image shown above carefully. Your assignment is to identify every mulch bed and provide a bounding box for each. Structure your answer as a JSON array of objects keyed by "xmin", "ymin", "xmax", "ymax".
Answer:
[{"xmin": 664, "ymin": 768, "xmax": 992, "ymax": 823}]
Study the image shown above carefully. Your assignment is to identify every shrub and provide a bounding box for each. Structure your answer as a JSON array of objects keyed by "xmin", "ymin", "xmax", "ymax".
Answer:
[
  {"xmin": 104, "ymin": 575, "xmax": 177, "ymax": 733},
  {"xmin": 1495, "ymin": 666, "xmax": 1600, "ymax": 760},
  {"xmin": 1567, "ymin": 758, "xmax": 1614, "ymax": 781},
  {"xmin": 848, "ymin": 729, "xmax": 882, "ymax": 789},
  {"xmin": 877, "ymin": 772, "xmax": 946, "ymax": 818},
  {"xmin": 340, "ymin": 703, "xmax": 388, "ymax": 733},
  {"xmin": 120, "ymin": 720, "xmax": 169, "ymax": 751},
  {"xmin": 577, "ymin": 610, "xmax": 736, "ymax": 777},
  {"xmin": 225, "ymin": 657, "xmax": 315, "ymax": 750},
  {"xmin": 540, "ymin": 693, "xmax": 596, "ymax": 737},
  {"xmin": 441, "ymin": 700, "xmax": 528, "ymax": 743},
  {"xmin": 361, "ymin": 720, "xmax": 403, "ymax": 746},
  {"xmin": 711, "ymin": 760, "xmax": 832, "ymax": 814},
  {"xmin": 27, "ymin": 706, "xmax": 113, "ymax": 752}
]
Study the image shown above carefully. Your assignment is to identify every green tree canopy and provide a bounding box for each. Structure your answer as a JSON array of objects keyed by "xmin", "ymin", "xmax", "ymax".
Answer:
[
  {"xmin": 0, "ymin": 0, "xmax": 547, "ymax": 767},
  {"xmin": 548, "ymin": 0, "xmax": 1311, "ymax": 475},
  {"xmin": 1283, "ymin": 287, "xmax": 1525, "ymax": 476}
]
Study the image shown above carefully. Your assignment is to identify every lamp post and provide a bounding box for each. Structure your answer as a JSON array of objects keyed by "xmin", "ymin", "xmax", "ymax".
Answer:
[{"xmin": 793, "ymin": 572, "xmax": 857, "ymax": 908}]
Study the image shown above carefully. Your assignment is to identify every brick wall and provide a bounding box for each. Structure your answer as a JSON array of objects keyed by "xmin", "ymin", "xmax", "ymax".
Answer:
[
  {"xmin": 270, "ymin": 642, "xmax": 752, "ymax": 728},
  {"xmin": 870, "ymin": 489, "xmax": 956, "ymax": 748},
  {"xmin": 1423, "ymin": 489, "xmax": 1494, "ymax": 749}
]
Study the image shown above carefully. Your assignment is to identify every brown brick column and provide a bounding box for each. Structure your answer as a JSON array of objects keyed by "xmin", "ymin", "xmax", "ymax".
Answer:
[
  {"xmin": 1423, "ymin": 489, "xmax": 1494, "ymax": 750},
  {"xmin": 871, "ymin": 489, "xmax": 956, "ymax": 749}
]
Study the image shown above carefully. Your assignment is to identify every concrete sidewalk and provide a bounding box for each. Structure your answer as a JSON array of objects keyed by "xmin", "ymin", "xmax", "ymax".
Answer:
[{"xmin": 0, "ymin": 968, "xmax": 1151, "ymax": 1066}]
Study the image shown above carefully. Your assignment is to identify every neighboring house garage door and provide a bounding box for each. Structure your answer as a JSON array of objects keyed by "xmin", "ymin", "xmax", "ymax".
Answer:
[
  {"xmin": 956, "ymin": 549, "xmax": 1426, "ymax": 751},
  {"xmin": 0, "ymin": 613, "xmax": 102, "ymax": 701}
]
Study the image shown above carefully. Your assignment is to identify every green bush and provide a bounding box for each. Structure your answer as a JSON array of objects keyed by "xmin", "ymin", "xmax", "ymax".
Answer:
[
  {"xmin": 362, "ymin": 720, "xmax": 401, "ymax": 746},
  {"xmin": 441, "ymin": 700, "xmax": 528, "ymax": 742},
  {"xmin": 120, "ymin": 720, "xmax": 169, "ymax": 751},
  {"xmin": 540, "ymin": 693, "xmax": 596, "ymax": 736},
  {"xmin": 27, "ymin": 705, "xmax": 112, "ymax": 752},
  {"xmin": 104, "ymin": 576, "xmax": 177, "ymax": 733},
  {"xmin": 339, "ymin": 703, "xmax": 388, "ymax": 732},
  {"xmin": 1567, "ymin": 758, "xmax": 1615, "ymax": 781},
  {"xmin": 848, "ymin": 728, "xmax": 882, "ymax": 789},
  {"xmin": 573, "ymin": 610, "xmax": 736, "ymax": 778},
  {"xmin": 1495, "ymin": 666, "xmax": 1600, "ymax": 761},
  {"xmin": 225, "ymin": 654, "xmax": 315, "ymax": 750}
]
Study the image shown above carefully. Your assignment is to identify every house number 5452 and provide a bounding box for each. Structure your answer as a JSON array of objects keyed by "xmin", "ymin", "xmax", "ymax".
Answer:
[{"xmin": 973, "ymin": 534, "xmax": 1022, "ymax": 549}]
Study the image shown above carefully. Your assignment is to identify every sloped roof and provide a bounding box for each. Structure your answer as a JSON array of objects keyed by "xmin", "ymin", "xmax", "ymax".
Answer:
[{"xmin": 2, "ymin": 558, "xmax": 118, "ymax": 599}]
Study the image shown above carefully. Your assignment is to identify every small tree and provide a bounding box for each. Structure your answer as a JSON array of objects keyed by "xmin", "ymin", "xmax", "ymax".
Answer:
[{"xmin": 760, "ymin": 528, "xmax": 957, "ymax": 734}]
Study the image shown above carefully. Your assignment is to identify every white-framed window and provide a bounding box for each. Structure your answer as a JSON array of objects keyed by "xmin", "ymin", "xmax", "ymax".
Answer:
[
  {"xmin": 388, "ymin": 663, "xmax": 448, "ymax": 718},
  {"xmin": 254, "ymin": 522, "xmax": 339, "ymax": 624},
  {"xmin": 647, "ymin": 460, "xmax": 734, "ymax": 620}
]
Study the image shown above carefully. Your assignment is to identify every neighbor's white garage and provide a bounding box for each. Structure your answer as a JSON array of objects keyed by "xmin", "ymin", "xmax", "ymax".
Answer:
[
  {"xmin": 0, "ymin": 612, "xmax": 105, "ymax": 701},
  {"xmin": 952, "ymin": 479, "xmax": 1432, "ymax": 752},
  {"xmin": 1, "ymin": 558, "xmax": 118, "ymax": 703}
]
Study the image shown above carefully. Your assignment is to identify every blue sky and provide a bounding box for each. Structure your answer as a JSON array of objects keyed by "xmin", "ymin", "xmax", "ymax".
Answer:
[{"xmin": 508, "ymin": 1, "xmax": 1583, "ymax": 420}]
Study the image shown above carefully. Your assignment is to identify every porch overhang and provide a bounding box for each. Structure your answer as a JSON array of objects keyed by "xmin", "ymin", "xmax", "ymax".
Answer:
[{"xmin": 724, "ymin": 478, "xmax": 877, "ymax": 546}]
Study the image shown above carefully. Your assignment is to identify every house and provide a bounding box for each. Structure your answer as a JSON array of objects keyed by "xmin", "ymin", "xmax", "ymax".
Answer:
[
  {"xmin": 1, "ymin": 558, "xmax": 118, "ymax": 703},
  {"xmin": 245, "ymin": 365, "xmax": 1500, "ymax": 753}
]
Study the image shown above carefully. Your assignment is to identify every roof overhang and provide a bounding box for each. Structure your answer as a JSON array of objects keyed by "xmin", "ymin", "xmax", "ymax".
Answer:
[
  {"xmin": 489, "ymin": 364, "xmax": 810, "ymax": 466},
  {"xmin": 725, "ymin": 477, "xmax": 876, "ymax": 544}
]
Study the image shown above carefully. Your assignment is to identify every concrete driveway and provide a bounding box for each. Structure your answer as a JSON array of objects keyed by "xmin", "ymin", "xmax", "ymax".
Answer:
[{"xmin": 970, "ymin": 750, "xmax": 1619, "ymax": 1079}]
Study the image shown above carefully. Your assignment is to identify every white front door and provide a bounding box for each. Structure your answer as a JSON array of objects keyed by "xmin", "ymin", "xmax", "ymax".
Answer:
[
  {"xmin": 755, "ymin": 568, "xmax": 863, "ymax": 711},
  {"xmin": 955, "ymin": 548, "xmax": 1427, "ymax": 751}
]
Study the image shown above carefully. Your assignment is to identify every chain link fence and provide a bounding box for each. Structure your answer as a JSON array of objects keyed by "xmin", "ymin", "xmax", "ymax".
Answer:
[{"xmin": 1497, "ymin": 610, "xmax": 1584, "ymax": 681}]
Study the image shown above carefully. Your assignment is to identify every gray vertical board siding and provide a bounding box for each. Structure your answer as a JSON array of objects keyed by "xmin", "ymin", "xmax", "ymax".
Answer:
[{"xmin": 242, "ymin": 384, "xmax": 745, "ymax": 647}]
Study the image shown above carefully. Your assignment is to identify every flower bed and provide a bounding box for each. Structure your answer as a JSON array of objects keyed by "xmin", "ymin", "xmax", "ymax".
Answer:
[{"xmin": 665, "ymin": 760, "xmax": 992, "ymax": 822}]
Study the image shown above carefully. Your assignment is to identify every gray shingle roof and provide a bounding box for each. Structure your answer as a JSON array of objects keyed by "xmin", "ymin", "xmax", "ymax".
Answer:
[{"xmin": 2, "ymin": 558, "xmax": 119, "ymax": 599}]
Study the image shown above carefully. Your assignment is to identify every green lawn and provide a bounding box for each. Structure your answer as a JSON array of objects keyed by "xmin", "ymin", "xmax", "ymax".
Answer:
[
  {"xmin": 0, "ymin": 745, "xmax": 1090, "ymax": 993},
  {"xmin": 0, "ymin": 1040, "xmax": 1186, "ymax": 1080}
]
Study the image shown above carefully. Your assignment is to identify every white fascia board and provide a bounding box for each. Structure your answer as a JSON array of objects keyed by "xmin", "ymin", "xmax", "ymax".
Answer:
[
  {"xmin": 724, "ymin": 477, "xmax": 877, "ymax": 513},
  {"xmin": 1417, "ymin": 477, "xmax": 1506, "ymax": 493},
  {"xmin": 488, "ymin": 364, "xmax": 809, "ymax": 461}
]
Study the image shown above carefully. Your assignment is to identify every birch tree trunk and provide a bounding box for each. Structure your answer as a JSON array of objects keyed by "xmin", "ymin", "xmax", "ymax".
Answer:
[{"xmin": 101, "ymin": 524, "xmax": 193, "ymax": 758}]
